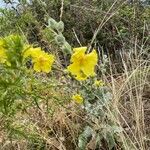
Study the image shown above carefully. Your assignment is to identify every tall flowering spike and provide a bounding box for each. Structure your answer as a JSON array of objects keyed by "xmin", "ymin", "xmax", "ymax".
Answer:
[{"xmin": 67, "ymin": 47, "xmax": 98, "ymax": 80}]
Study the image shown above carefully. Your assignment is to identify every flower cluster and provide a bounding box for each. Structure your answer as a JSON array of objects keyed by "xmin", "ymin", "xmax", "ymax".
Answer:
[
  {"xmin": 0, "ymin": 35, "xmax": 98, "ymax": 78},
  {"xmin": 0, "ymin": 35, "xmax": 55, "ymax": 73}
]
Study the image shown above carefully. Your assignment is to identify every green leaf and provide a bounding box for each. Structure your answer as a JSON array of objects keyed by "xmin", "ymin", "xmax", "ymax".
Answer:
[
  {"xmin": 96, "ymin": 134, "xmax": 102, "ymax": 147},
  {"xmin": 48, "ymin": 17, "xmax": 58, "ymax": 30},
  {"xmin": 111, "ymin": 125, "xmax": 123, "ymax": 133},
  {"xmin": 54, "ymin": 34, "xmax": 65, "ymax": 45},
  {"xmin": 106, "ymin": 133, "xmax": 116, "ymax": 150},
  {"xmin": 78, "ymin": 126, "xmax": 93, "ymax": 150},
  {"xmin": 61, "ymin": 41, "xmax": 72, "ymax": 54},
  {"xmin": 57, "ymin": 21, "xmax": 64, "ymax": 32}
]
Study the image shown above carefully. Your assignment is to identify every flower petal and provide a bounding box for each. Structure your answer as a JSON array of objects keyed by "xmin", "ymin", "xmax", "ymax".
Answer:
[
  {"xmin": 33, "ymin": 62, "xmax": 41, "ymax": 72},
  {"xmin": 67, "ymin": 62, "xmax": 81, "ymax": 75},
  {"xmin": 75, "ymin": 72, "xmax": 87, "ymax": 81},
  {"xmin": 82, "ymin": 50, "xmax": 98, "ymax": 76},
  {"xmin": 73, "ymin": 47, "xmax": 87, "ymax": 52},
  {"xmin": 23, "ymin": 47, "xmax": 43, "ymax": 59},
  {"xmin": 71, "ymin": 47, "xmax": 86, "ymax": 62},
  {"xmin": 41, "ymin": 63, "xmax": 51, "ymax": 73}
]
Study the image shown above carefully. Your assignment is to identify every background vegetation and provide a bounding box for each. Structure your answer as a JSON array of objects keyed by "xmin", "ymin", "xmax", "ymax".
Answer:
[{"xmin": 0, "ymin": 0, "xmax": 149, "ymax": 150}]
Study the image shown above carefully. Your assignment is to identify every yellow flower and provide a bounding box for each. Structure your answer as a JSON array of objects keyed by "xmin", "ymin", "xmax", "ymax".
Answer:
[
  {"xmin": 0, "ymin": 48, "xmax": 7, "ymax": 64},
  {"xmin": 67, "ymin": 47, "xmax": 98, "ymax": 80},
  {"xmin": 0, "ymin": 39, "xmax": 6, "ymax": 62},
  {"xmin": 32, "ymin": 51, "xmax": 55, "ymax": 73},
  {"xmin": 94, "ymin": 80, "xmax": 105, "ymax": 87},
  {"xmin": 23, "ymin": 47, "xmax": 43, "ymax": 59},
  {"xmin": 23, "ymin": 47, "xmax": 55, "ymax": 73},
  {"xmin": 72, "ymin": 94, "xmax": 84, "ymax": 104},
  {"xmin": 0, "ymin": 39, "xmax": 4, "ymax": 47},
  {"xmin": 0, "ymin": 40, "xmax": 11, "ymax": 66}
]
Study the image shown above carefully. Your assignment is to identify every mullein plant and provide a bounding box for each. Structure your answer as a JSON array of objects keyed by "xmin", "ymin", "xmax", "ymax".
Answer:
[{"xmin": 69, "ymin": 47, "xmax": 124, "ymax": 149}]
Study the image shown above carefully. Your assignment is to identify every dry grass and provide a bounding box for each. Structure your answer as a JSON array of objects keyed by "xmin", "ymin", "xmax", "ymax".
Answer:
[{"xmin": 104, "ymin": 42, "xmax": 150, "ymax": 150}]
